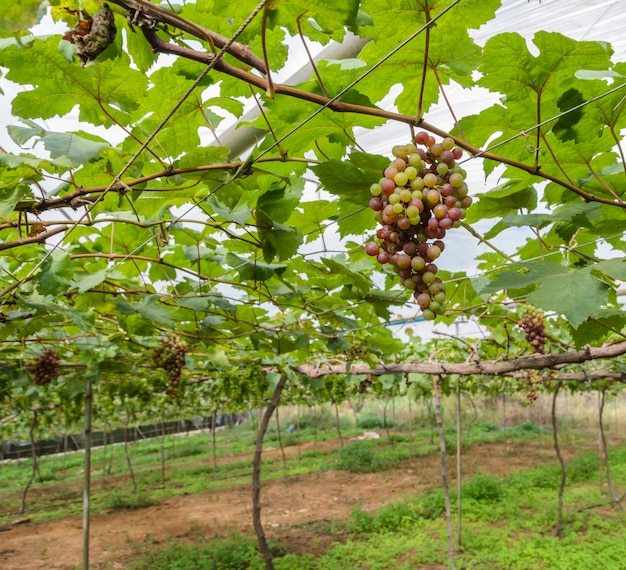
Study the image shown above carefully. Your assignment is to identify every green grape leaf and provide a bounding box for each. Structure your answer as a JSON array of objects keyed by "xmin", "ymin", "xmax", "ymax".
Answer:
[
  {"xmin": 526, "ymin": 266, "xmax": 608, "ymax": 327},
  {"xmin": 467, "ymin": 179, "xmax": 538, "ymax": 224},
  {"xmin": 224, "ymin": 252, "xmax": 286, "ymax": 281},
  {"xmin": 568, "ymin": 310, "xmax": 626, "ymax": 348},
  {"xmin": 256, "ymin": 209, "xmax": 303, "ymax": 262},
  {"xmin": 591, "ymin": 258, "xmax": 626, "ymax": 281},
  {"xmin": 40, "ymin": 131, "xmax": 109, "ymax": 166},
  {"xmin": 312, "ymin": 153, "xmax": 385, "ymax": 205},
  {"xmin": 35, "ymin": 250, "xmax": 74, "ymax": 296}
]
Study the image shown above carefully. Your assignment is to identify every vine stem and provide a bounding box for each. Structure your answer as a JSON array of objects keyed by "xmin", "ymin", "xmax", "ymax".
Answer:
[
  {"xmin": 598, "ymin": 388, "xmax": 622, "ymax": 506},
  {"xmin": 20, "ymin": 409, "xmax": 39, "ymax": 515},
  {"xmin": 252, "ymin": 374, "xmax": 288, "ymax": 570},
  {"xmin": 415, "ymin": 5, "xmax": 431, "ymax": 120},
  {"xmin": 82, "ymin": 380, "xmax": 92, "ymax": 570}
]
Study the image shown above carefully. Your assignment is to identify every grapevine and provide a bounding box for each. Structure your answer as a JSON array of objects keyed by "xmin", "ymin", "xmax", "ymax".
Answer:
[
  {"xmin": 153, "ymin": 337, "xmax": 188, "ymax": 396},
  {"xmin": 364, "ymin": 132, "xmax": 472, "ymax": 320},
  {"xmin": 27, "ymin": 349, "xmax": 60, "ymax": 385}
]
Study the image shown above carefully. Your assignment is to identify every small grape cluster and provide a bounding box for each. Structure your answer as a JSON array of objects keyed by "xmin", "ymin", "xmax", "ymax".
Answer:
[
  {"xmin": 365, "ymin": 132, "xmax": 471, "ymax": 320},
  {"xmin": 524, "ymin": 371, "xmax": 542, "ymax": 405},
  {"xmin": 518, "ymin": 306, "xmax": 546, "ymax": 354},
  {"xmin": 518, "ymin": 306, "xmax": 552, "ymax": 405},
  {"xmin": 153, "ymin": 338, "xmax": 187, "ymax": 394},
  {"xmin": 27, "ymin": 349, "xmax": 60, "ymax": 385}
]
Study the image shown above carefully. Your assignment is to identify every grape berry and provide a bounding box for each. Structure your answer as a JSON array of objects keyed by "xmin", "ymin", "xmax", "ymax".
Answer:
[
  {"xmin": 28, "ymin": 349, "xmax": 60, "ymax": 385},
  {"xmin": 153, "ymin": 338, "xmax": 187, "ymax": 395},
  {"xmin": 365, "ymin": 133, "xmax": 471, "ymax": 319}
]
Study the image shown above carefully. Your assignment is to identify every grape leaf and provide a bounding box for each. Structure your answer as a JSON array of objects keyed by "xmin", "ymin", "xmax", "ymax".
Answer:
[
  {"xmin": 592, "ymin": 258, "xmax": 626, "ymax": 281},
  {"xmin": 224, "ymin": 252, "xmax": 286, "ymax": 281},
  {"xmin": 525, "ymin": 266, "xmax": 608, "ymax": 327},
  {"xmin": 466, "ymin": 178, "xmax": 537, "ymax": 224},
  {"xmin": 312, "ymin": 154, "xmax": 383, "ymax": 205},
  {"xmin": 256, "ymin": 209, "xmax": 303, "ymax": 262}
]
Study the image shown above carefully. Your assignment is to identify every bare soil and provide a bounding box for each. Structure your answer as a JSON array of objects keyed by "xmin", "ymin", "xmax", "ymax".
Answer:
[{"xmin": 0, "ymin": 438, "xmax": 572, "ymax": 569}]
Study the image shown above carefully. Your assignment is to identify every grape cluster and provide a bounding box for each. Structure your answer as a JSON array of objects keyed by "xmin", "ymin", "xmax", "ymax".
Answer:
[
  {"xmin": 364, "ymin": 132, "xmax": 471, "ymax": 320},
  {"xmin": 524, "ymin": 371, "xmax": 541, "ymax": 405},
  {"xmin": 518, "ymin": 306, "xmax": 546, "ymax": 354},
  {"xmin": 27, "ymin": 349, "xmax": 60, "ymax": 385},
  {"xmin": 153, "ymin": 338, "xmax": 187, "ymax": 393}
]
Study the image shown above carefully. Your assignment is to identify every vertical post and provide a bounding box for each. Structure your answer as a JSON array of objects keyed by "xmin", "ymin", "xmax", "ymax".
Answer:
[
  {"xmin": 456, "ymin": 376, "xmax": 462, "ymax": 547},
  {"xmin": 552, "ymin": 380, "xmax": 565, "ymax": 537},
  {"xmin": 433, "ymin": 375, "xmax": 456, "ymax": 570},
  {"xmin": 83, "ymin": 380, "xmax": 92, "ymax": 570}
]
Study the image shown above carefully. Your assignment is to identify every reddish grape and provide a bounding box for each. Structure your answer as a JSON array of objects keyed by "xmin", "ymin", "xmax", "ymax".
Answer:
[{"xmin": 365, "ymin": 242, "xmax": 380, "ymax": 256}]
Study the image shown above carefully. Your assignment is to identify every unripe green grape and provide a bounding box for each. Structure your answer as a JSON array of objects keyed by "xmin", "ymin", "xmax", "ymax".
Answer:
[
  {"xmin": 404, "ymin": 166, "xmax": 418, "ymax": 180},
  {"xmin": 449, "ymin": 172, "xmax": 464, "ymax": 188},
  {"xmin": 422, "ymin": 271, "xmax": 436, "ymax": 285},
  {"xmin": 410, "ymin": 177, "xmax": 425, "ymax": 191},
  {"xmin": 405, "ymin": 205, "xmax": 420, "ymax": 218},
  {"xmin": 422, "ymin": 309, "xmax": 436, "ymax": 321},
  {"xmin": 370, "ymin": 183, "xmax": 382, "ymax": 196},
  {"xmin": 442, "ymin": 137, "xmax": 455, "ymax": 151},
  {"xmin": 399, "ymin": 189, "xmax": 412, "ymax": 202},
  {"xmin": 433, "ymin": 291, "xmax": 446, "ymax": 304},
  {"xmin": 394, "ymin": 171, "xmax": 409, "ymax": 186},
  {"xmin": 430, "ymin": 143, "xmax": 443, "ymax": 156},
  {"xmin": 411, "ymin": 256, "xmax": 426, "ymax": 271},
  {"xmin": 408, "ymin": 153, "xmax": 424, "ymax": 169},
  {"xmin": 436, "ymin": 162, "xmax": 449, "ymax": 176}
]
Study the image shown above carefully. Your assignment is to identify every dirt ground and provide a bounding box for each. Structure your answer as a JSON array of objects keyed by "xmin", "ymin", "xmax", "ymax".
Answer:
[{"xmin": 0, "ymin": 438, "xmax": 569, "ymax": 570}]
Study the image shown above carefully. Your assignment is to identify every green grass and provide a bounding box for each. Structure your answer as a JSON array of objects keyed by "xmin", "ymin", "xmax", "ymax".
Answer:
[{"xmin": 127, "ymin": 533, "xmax": 286, "ymax": 570}]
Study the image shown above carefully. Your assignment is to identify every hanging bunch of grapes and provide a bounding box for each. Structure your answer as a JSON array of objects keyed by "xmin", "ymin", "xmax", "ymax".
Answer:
[
  {"xmin": 153, "ymin": 337, "xmax": 188, "ymax": 397},
  {"xmin": 324, "ymin": 375, "xmax": 348, "ymax": 406},
  {"xmin": 27, "ymin": 348, "xmax": 60, "ymax": 385},
  {"xmin": 364, "ymin": 132, "xmax": 471, "ymax": 320},
  {"xmin": 518, "ymin": 305, "xmax": 550, "ymax": 404},
  {"xmin": 518, "ymin": 306, "xmax": 546, "ymax": 354}
]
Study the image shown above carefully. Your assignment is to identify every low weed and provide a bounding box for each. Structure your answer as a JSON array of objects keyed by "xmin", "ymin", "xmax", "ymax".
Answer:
[
  {"xmin": 100, "ymin": 491, "xmax": 156, "ymax": 511},
  {"xmin": 167, "ymin": 442, "xmax": 206, "ymax": 459},
  {"xmin": 356, "ymin": 415, "xmax": 402, "ymax": 429},
  {"xmin": 334, "ymin": 441, "xmax": 402, "ymax": 473},
  {"xmin": 128, "ymin": 533, "xmax": 284, "ymax": 570},
  {"xmin": 462, "ymin": 472, "xmax": 503, "ymax": 503},
  {"xmin": 348, "ymin": 491, "xmax": 446, "ymax": 534}
]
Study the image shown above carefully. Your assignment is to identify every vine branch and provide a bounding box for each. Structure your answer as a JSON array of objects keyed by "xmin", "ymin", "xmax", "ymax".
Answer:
[{"xmin": 295, "ymin": 341, "xmax": 626, "ymax": 377}]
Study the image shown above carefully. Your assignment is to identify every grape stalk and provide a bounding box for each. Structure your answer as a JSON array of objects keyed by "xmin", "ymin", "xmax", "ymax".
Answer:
[{"xmin": 365, "ymin": 132, "xmax": 472, "ymax": 320}]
